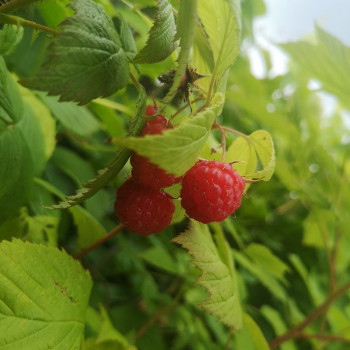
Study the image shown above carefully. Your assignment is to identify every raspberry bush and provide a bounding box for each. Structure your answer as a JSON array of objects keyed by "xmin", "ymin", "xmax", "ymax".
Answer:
[{"xmin": 2, "ymin": 1, "xmax": 347, "ymax": 350}]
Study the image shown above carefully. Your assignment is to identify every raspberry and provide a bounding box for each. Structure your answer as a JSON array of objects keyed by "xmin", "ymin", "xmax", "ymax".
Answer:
[
  {"xmin": 145, "ymin": 104, "xmax": 157, "ymax": 116},
  {"xmin": 180, "ymin": 160, "xmax": 245, "ymax": 224},
  {"xmin": 114, "ymin": 178, "xmax": 175, "ymax": 236},
  {"xmin": 131, "ymin": 115, "xmax": 182, "ymax": 189}
]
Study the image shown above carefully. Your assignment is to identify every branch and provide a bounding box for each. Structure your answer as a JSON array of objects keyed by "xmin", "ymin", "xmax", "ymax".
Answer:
[
  {"xmin": 74, "ymin": 224, "xmax": 124, "ymax": 259},
  {"xmin": 0, "ymin": 13, "xmax": 60, "ymax": 35},
  {"xmin": 296, "ymin": 333, "xmax": 350, "ymax": 344},
  {"xmin": 269, "ymin": 281, "xmax": 350, "ymax": 349}
]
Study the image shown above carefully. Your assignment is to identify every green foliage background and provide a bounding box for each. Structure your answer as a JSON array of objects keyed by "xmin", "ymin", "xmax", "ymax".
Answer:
[{"xmin": 0, "ymin": 0, "xmax": 350, "ymax": 349}]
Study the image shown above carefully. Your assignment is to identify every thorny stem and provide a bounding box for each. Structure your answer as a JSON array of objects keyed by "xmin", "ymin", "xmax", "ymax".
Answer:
[
  {"xmin": 170, "ymin": 97, "xmax": 205, "ymax": 121},
  {"xmin": 0, "ymin": 13, "xmax": 60, "ymax": 35},
  {"xmin": 74, "ymin": 224, "xmax": 124, "ymax": 259},
  {"xmin": 269, "ymin": 280, "xmax": 350, "ymax": 349}
]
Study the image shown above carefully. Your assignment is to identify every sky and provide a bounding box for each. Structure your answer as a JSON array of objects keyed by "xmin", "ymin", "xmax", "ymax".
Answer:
[{"xmin": 245, "ymin": 0, "xmax": 350, "ymax": 126}]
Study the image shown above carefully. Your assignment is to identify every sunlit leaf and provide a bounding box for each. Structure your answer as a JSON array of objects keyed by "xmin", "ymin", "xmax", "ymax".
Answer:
[
  {"xmin": 0, "ymin": 239, "xmax": 92, "ymax": 349},
  {"xmin": 173, "ymin": 221, "xmax": 242, "ymax": 329}
]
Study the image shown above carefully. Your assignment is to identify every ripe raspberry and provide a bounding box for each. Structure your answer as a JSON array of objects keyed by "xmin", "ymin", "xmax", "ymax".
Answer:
[
  {"xmin": 180, "ymin": 160, "xmax": 245, "ymax": 224},
  {"xmin": 131, "ymin": 115, "xmax": 182, "ymax": 189},
  {"xmin": 145, "ymin": 104, "xmax": 157, "ymax": 116},
  {"xmin": 114, "ymin": 178, "xmax": 175, "ymax": 236}
]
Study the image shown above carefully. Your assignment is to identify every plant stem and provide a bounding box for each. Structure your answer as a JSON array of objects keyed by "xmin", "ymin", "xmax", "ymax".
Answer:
[
  {"xmin": 296, "ymin": 333, "xmax": 350, "ymax": 344},
  {"xmin": 129, "ymin": 71, "xmax": 141, "ymax": 92},
  {"xmin": 213, "ymin": 122, "xmax": 227, "ymax": 162},
  {"xmin": 74, "ymin": 224, "xmax": 124, "ymax": 259},
  {"xmin": 0, "ymin": 13, "xmax": 60, "ymax": 35},
  {"xmin": 269, "ymin": 281, "xmax": 350, "ymax": 349},
  {"xmin": 219, "ymin": 125, "xmax": 250, "ymax": 142},
  {"xmin": 170, "ymin": 97, "xmax": 205, "ymax": 120}
]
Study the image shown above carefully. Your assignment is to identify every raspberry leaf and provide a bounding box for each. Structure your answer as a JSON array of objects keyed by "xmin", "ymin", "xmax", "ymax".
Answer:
[
  {"xmin": 248, "ymin": 130, "xmax": 275, "ymax": 181},
  {"xmin": 133, "ymin": 0, "xmax": 177, "ymax": 64},
  {"xmin": 0, "ymin": 239, "xmax": 92, "ymax": 350},
  {"xmin": 20, "ymin": 0, "xmax": 130, "ymax": 105},
  {"xmin": 0, "ymin": 127, "xmax": 33, "ymax": 224},
  {"xmin": 198, "ymin": 0, "xmax": 241, "ymax": 84},
  {"xmin": 0, "ymin": 24, "xmax": 23, "ymax": 56},
  {"xmin": 115, "ymin": 92, "xmax": 224, "ymax": 176},
  {"xmin": 47, "ymin": 87, "xmax": 147, "ymax": 209},
  {"xmin": 173, "ymin": 221, "xmax": 242, "ymax": 329}
]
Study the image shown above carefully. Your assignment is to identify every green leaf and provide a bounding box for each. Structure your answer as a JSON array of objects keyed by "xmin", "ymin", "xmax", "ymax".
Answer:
[
  {"xmin": 173, "ymin": 220, "xmax": 242, "ymax": 329},
  {"xmin": 48, "ymin": 87, "xmax": 147, "ymax": 209},
  {"xmin": 20, "ymin": 0, "xmax": 130, "ymax": 105},
  {"xmin": 282, "ymin": 26, "xmax": 350, "ymax": 110},
  {"xmin": 241, "ymin": 313, "xmax": 270, "ymax": 350},
  {"xmin": 139, "ymin": 246, "xmax": 178, "ymax": 274},
  {"xmin": 39, "ymin": 93, "xmax": 100, "ymax": 137},
  {"xmin": 226, "ymin": 135, "xmax": 257, "ymax": 188},
  {"xmin": 247, "ymin": 130, "xmax": 275, "ymax": 181},
  {"xmin": 16, "ymin": 102, "xmax": 47, "ymax": 176},
  {"xmin": 37, "ymin": 0, "xmax": 73, "ymax": 29},
  {"xmin": 116, "ymin": 92, "xmax": 224, "ymax": 176},
  {"xmin": 0, "ymin": 239, "xmax": 92, "ymax": 349},
  {"xmin": 0, "ymin": 127, "xmax": 33, "ymax": 224},
  {"xmin": 19, "ymin": 88, "xmax": 56, "ymax": 161},
  {"xmin": 161, "ymin": 0, "xmax": 197, "ymax": 107},
  {"xmin": 245, "ymin": 243, "xmax": 290, "ymax": 283},
  {"xmin": 0, "ymin": 24, "xmax": 23, "ymax": 56},
  {"xmin": 134, "ymin": 0, "xmax": 176, "ymax": 64},
  {"xmin": 70, "ymin": 206, "xmax": 106, "ymax": 250},
  {"xmin": 0, "ymin": 58, "xmax": 23, "ymax": 125},
  {"xmin": 25, "ymin": 215, "xmax": 59, "ymax": 246},
  {"xmin": 234, "ymin": 250, "xmax": 287, "ymax": 302},
  {"xmin": 115, "ymin": 15, "xmax": 137, "ymax": 60},
  {"xmin": 198, "ymin": 0, "xmax": 241, "ymax": 82}
]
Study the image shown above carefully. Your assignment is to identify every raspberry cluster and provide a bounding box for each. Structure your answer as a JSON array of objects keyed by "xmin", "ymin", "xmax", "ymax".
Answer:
[
  {"xmin": 114, "ymin": 103, "xmax": 247, "ymax": 235},
  {"xmin": 114, "ymin": 105, "xmax": 180, "ymax": 236}
]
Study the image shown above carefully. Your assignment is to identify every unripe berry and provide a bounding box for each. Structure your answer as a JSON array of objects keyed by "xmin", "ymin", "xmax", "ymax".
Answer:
[
  {"xmin": 180, "ymin": 160, "xmax": 245, "ymax": 224},
  {"xmin": 114, "ymin": 178, "xmax": 175, "ymax": 236}
]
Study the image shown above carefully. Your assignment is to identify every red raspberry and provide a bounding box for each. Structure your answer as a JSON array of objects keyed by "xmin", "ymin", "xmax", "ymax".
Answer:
[
  {"xmin": 114, "ymin": 178, "xmax": 175, "ymax": 236},
  {"xmin": 145, "ymin": 104, "xmax": 157, "ymax": 116},
  {"xmin": 131, "ymin": 115, "xmax": 182, "ymax": 189},
  {"xmin": 180, "ymin": 160, "xmax": 245, "ymax": 224}
]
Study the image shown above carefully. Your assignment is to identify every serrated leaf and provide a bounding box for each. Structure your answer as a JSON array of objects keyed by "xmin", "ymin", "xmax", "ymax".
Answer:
[
  {"xmin": 198, "ymin": 0, "xmax": 241, "ymax": 82},
  {"xmin": 0, "ymin": 239, "xmax": 92, "ymax": 349},
  {"xmin": 247, "ymin": 130, "xmax": 275, "ymax": 181},
  {"xmin": 39, "ymin": 93, "xmax": 100, "ymax": 137},
  {"xmin": 116, "ymin": 92, "xmax": 224, "ymax": 176},
  {"xmin": 49, "ymin": 87, "xmax": 147, "ymax": 209},
  {"xmin": 282, "ymin": 26, "xmax": 350, "ymax": 110},
  {"xmin": 161, "ymin": 0, "xmax": 197, "ymax": 107},
  {"xmin": 20, "ymin": 0, "xmax": 130, "ymax": 105},
  {"xmin": 0, "ymin": 58, "xmax": 23, "ymax": 125},
  {"xmin": 134, "ymin": 0, "xmax": 176, "ymax": 64},
  {"xmin": 173, "ymin": 220, "xmax": 242, "ymax": 329},
  {"xmin": 0, "ymin": 24, "xmax": 23, "ymax": 56},
  {"xmin": 0, "ymin": 127, "xmax": 33, "ymax": 224}
]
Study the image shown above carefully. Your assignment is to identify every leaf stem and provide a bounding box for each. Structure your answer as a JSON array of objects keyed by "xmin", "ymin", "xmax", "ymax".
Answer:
[
  {"xmin": 218, "ymin": 125, "xmax": 250, "ymax": 142},
  {"xmin": 170, "ymin": 97, "xmax": 205, "ymax": 121},
  {"xmin": 295, "ymin": 333, "xmax": 350, "ymax": 345},
  {"xmin": 269, "ymin": 280, "xmax": 350, "ymax": 349},
  {"xmin": 0, "ymin": 13, "xmax": 60, "ymax": 35},
  {"xmin": 129, "ymin": 71, "xmax": 141, "ymax": 92},
  {"xmin": 74, "ymin": 224, "xmax": 124, "ymax": 259},
  {"xmin": 212, "ymin": 121, "xmax": 226, "ymax": 162}
]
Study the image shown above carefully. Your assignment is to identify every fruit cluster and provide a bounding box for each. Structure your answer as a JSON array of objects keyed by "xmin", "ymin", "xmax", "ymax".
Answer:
[{"xmin": 114, "ymin": 105, "xmax": 246, "ymax": 235}]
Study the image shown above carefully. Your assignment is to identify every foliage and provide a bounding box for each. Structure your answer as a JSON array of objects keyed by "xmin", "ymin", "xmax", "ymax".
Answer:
[{"xmin": 0, "ymin": 0, "xmax": 349, "ymax": 349}]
